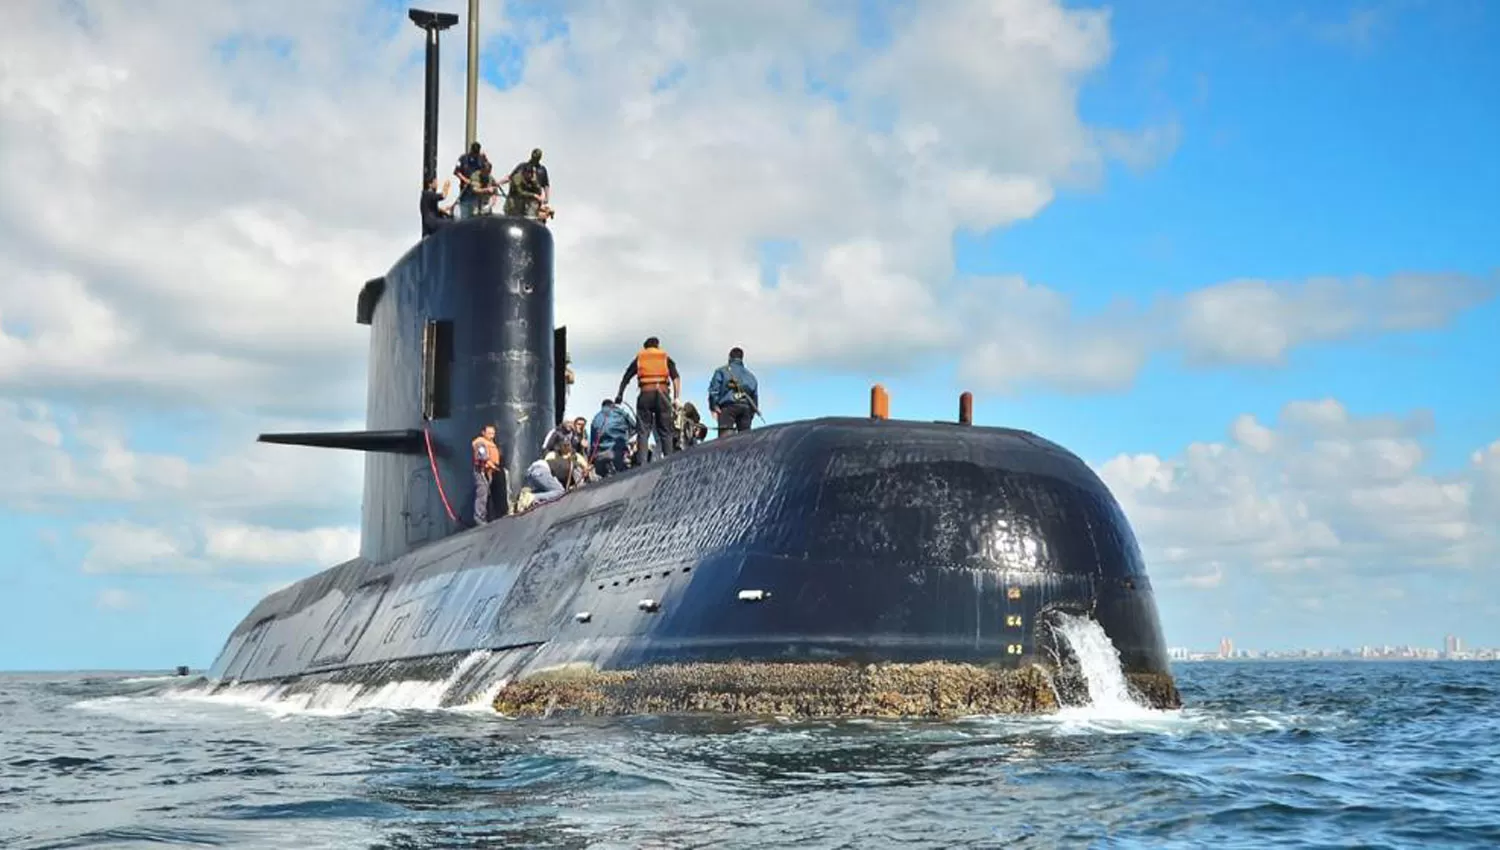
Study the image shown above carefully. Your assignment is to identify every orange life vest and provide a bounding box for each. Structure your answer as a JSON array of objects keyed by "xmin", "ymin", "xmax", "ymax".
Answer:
[
  {"xmin": 471, "ymin": 435, "xmax": 500, "ymax": 473},
  {"xmin": 635, "ymin": 347, "xmax": 670, "ymax": 389}
]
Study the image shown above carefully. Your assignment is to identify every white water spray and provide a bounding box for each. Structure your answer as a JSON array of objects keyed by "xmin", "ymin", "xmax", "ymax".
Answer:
[
  {"xmin": 77, "ymin": 650, "xmax": 514, "ymax": 719},
  {"xmin": 1051, "ymin": 613, "xmax": 1151, "ymax": 716}
]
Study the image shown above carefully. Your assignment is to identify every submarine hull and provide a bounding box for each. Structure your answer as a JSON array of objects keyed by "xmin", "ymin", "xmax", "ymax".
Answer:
[{"xmin": 206, "ymin": 417, "xmax": 1179, "ymax": 716}]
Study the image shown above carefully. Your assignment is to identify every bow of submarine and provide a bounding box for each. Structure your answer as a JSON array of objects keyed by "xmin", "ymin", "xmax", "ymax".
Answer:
[{"xmin": 500, "ymin": 418, "xmax": 1178, "ymax": 708}]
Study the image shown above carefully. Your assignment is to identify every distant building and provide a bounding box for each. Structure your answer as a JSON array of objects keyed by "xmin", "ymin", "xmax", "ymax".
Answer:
[
  {"xmin": 1444, "ymin": 635, "xmax": 1462, "ymax": 657},
  {"xmin": 1218, "ymin": 637, "xmax": 1233, "ymax": 659}
]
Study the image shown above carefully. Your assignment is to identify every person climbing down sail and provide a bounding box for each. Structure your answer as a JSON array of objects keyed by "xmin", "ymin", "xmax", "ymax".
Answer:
[
  {"xmin": 708, "ymin": 347, "xmax": 759, "ymax": 436},
  {"xmin": 615, "ymin": 336, "xmax": 681, "ymax": 464},
  {"xmin": 471, "ymin": 424, "xmax": 502, "ymax": 524}
]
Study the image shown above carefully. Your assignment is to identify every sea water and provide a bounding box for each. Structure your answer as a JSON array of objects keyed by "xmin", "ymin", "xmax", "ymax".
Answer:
[{"xmin": 3, "ymin": 625, "xmax": 1497, "ymax": 848}]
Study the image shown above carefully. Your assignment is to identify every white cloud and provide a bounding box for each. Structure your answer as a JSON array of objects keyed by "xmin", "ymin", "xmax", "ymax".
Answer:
[
  {"xmin": 0, "ymin": 401, "xmax": 361, "ymax": 522},
  {"xmin": 0, "ymin": 399, "xmax": 359, "ymax": 575},
  {"xmin": 203, "ymin": 522, "xmax": 359, "ymax": 566},
  {"xmin": 77, "ymin": 518, "xmax": 358, "ymax": 576},
  {"xmin": 80, "ymin": 521, "xmax": 188, "ymax": 574},
  {"xmin": 95, "ymin": 588, "xmax": 140, "ymax": 611},
  {"xmin": 0, "ymin": 0, "xmax": 1172, "ymax": 417},
  {"xmin": 1175, "ymin": 274, "xmax": 1494, "ymax": 367},
  {"xmin": 0, "ymin": 2, "xmax": 1489, "ymax": 409},
  {"xmin": 0, "ymin": 1, "xmax": 1492, "ymax": 592},
  {"xmin": 1097, "ymin": 399, "xmax": 1500, "ymax": 587}
]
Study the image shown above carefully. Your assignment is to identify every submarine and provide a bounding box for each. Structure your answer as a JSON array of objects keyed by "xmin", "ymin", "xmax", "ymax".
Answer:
[{"xmin": 201, "ymin": 6, "xmax": 1180, "ymax": 717}]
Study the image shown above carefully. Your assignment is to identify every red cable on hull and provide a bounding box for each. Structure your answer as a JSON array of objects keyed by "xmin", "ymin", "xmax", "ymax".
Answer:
[{"xmin": 423, "ymin": 422, "xmax": 460, "ymax": 524}]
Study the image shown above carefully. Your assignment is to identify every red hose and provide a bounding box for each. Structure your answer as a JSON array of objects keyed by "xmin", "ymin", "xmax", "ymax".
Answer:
[{"xmin": 423, "ymin": 422, "xmax": 460, "ymax": 524}]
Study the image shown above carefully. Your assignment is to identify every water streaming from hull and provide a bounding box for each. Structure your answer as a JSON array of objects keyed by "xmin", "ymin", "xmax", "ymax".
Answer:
[{"xmin": 1038, "ymin": 612, "xmax": 1167, "ymax": 730}]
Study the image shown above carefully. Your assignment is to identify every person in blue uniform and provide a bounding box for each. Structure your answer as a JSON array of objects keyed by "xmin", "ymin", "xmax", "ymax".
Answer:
[
  {"xmin": 452, "ymin": 141, "xmax": 490, "ymax": 220},
  {"xmin": 589, "ymin": 399, "xmax": 636, "ymax": 477},
  {"xmin": 708, "ymin": 347, "xmax": 759, "ymax": 436}
]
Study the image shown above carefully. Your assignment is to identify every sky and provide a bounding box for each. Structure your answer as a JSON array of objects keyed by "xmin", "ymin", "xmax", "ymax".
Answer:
[{"xmin": 1, "ymin": 0, "xmax": 1497, "ymax": 671}]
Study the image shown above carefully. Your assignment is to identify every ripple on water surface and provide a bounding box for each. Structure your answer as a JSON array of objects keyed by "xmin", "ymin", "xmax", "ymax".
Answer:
[{"xmin": 1, "ymin": 663, "xmax": 1499, "ymax": 848}]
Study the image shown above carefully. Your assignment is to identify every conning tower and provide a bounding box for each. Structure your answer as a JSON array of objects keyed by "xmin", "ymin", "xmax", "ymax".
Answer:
[{"xmin": 257, "ymin": 7, "xmax": 567, "ymax": 563}]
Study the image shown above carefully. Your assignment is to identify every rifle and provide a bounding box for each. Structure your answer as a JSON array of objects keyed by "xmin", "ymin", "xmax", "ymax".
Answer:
[{"xmin": 718, "ymin": 366, "xmax": 766, "ymax": 428}]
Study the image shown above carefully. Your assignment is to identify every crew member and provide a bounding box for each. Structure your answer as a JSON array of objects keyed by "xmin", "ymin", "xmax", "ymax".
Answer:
[
  {"xmin": 589, "ymin": 398, "xmax": 636, "ymax": 477},
  {"xmin": 453, "ymin": 141, "xmax": 490, "ymax": 220},
  {"xmin": 549, "ymin": 440, "xmax": 592, "ymax": 488},
  {"xmin": 570, "ymin": 417, "xmax": 587, "ymax": 452},
  {"xmin": 522, "ymin": 441, "xmax": 586, "ymax": 509},
  {"xmin": 471, "ymin": 162, "xmax": 500, "ymax": 215},
  {"xmin": 420, "ymin": 176, "xmax": 455, "ymax": 237},
  {"xmin": 471, "ymin": 423, "xmax": 502, "ymax": 524},
  {"xmin": 541, "ymin": 418, "xmax": 576, "ymax": 455},
  {"xmin": 615, "ymin": 336, "xmax": 681, "ymax": 464},
  {"xmin": 501, "ymin": 147, "xmax": 550, "ymax": 219},
  {"xmin": 676, "ymin": 401, "xmax": 708, "ymax": 450},
  {"xmin": 708, "ymin": 346, "xmax": 759, "ymax": 436}
]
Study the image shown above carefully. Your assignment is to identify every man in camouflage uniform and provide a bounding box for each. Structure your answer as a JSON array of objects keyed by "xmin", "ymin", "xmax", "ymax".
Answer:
[{"xmin": 502, "ymin": 147, "xmax": 550, "ymax": 219}]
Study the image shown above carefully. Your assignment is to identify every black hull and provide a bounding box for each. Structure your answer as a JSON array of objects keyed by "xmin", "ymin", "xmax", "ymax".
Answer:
[{"xmin": 207, "ymin": 416, "xmax": 1178, "ymax": 713}]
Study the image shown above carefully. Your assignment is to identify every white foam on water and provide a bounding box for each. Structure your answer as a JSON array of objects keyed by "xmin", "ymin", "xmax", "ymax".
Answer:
[
  {"xmin": 959, "ymin": 613, "xmax": 1187, "ymax": 736},
  {"xmin": 73, "ymin": 650, "xmax": 508, "ymax": 721},
  {"xmin": 117, "ymin": 674, "xmax": 192, "ymax": 684}
]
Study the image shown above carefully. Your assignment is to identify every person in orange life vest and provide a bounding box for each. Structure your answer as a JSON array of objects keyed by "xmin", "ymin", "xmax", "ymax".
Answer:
[
  {"xmin": 614, "ymin": 336, "xmax": 681, "ymax": 465},
  {"xmin": 471, "ymin": 424, "xmax": 503, "ymax": 524}
]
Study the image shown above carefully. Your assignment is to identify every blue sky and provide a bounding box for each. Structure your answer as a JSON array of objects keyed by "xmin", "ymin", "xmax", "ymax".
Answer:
[{"xmin": 0, "ymin": 0, "xmax": 1496, "ymax": 671}]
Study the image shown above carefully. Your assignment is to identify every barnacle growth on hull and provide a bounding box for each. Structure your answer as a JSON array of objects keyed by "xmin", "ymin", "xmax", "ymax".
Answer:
[{"xmin": 492, "ymin": 661, "xmax": 1182, "ymax": 719}]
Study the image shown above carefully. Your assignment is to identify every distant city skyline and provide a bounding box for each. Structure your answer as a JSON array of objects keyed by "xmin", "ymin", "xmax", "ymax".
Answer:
[{"xmin": 1169, "ymin": 634, "xmax": 1495, "ymax": 662}]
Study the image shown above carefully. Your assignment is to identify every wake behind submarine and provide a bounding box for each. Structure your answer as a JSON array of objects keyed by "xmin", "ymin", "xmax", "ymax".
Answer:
[{"xmin": 202, "ymin": 6, "xmax": 1180, "ymax": 717}]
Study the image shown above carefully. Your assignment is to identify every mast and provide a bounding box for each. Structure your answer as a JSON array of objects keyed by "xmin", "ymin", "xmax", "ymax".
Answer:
[
  {"xmin": 465, "ymin": 0, "xmax": 479, "ymax": 148},
  {"xmin": 408, "ymin": 8, "xmax": 459, "ymax": 188}
]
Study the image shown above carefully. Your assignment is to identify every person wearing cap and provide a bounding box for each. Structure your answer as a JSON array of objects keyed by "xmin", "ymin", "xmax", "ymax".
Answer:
[
  {"xmin": 615, "ymin": 336, "xmax": 681, "ymax": 464},
  {"xmin": 501, "ymin": 147, "xmax": 550, "ymax": 219}
]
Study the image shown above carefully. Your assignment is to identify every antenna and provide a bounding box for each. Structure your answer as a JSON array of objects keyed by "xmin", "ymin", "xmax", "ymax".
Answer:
[{"xmin": 409, "ymin": 8, "xmax": 459, "ymax": 188}]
